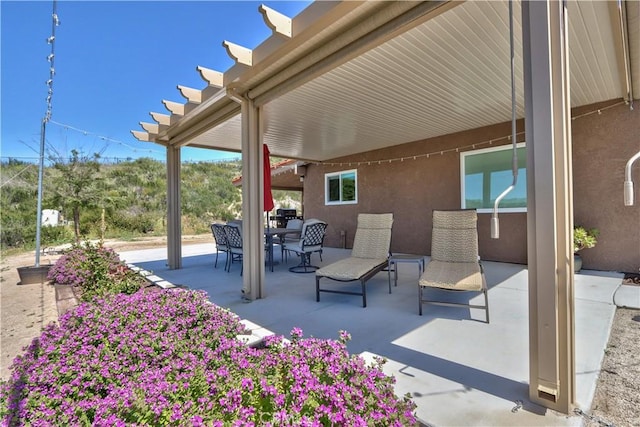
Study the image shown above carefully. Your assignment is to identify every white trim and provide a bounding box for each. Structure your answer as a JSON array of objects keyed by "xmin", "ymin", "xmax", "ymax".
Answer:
[
  {"xmin": 325, "ymin": 169, "xmax": 358, "ymax": 205},
  {"xmin": 460, "ymin": 142, "xmax": 527, "ymax": 212}
]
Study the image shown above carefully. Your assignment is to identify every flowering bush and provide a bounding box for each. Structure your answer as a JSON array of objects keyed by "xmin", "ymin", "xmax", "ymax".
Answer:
[
  {"xmin": 1, "ymin": 290, "xmax": 417, "ymax": 426},
  {"xmin": 47, "ymin": 240, "xmax": 147, "ymax": 301}
]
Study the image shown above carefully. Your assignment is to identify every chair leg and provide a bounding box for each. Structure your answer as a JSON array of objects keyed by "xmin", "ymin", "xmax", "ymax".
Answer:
[
  {"xmin": 361, "ymin": 279, "xmax": 367, "ymax": 308},
  {"xmin": 484, "ymin": 289, "xmax": 490, "ymax": 324},
  {"xmin": 316, "ymin": 276, "xmax": 321, "ymax": 302},
  {"xmin": 214, "ymin": 251, "xmax": 219, "ymax": 268},
  {"xmin": 418, "ymin": 284, "xmax": 423, "ymax": 315},
  {"xmin": 289, "ymin": 252, "xmax": 319, "ymax": 273}
]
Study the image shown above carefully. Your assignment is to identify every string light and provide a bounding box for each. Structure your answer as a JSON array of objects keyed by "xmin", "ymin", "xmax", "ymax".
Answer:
[
  {"xmin": 312, "ymin": 100, "xmax": 624, "ymax": 168},
  {"xmin": 48, "ymin": 120, "xmax": 164, "ymax": 155}
]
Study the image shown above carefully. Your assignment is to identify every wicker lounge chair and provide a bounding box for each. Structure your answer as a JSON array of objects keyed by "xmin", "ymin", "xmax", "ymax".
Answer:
[
  {"xmin": 418, "ymin": 209, "xmax": 489, "ymax": 323},
  {"xmin": 315, "ymin": 213, "xmax": 393, "ymax": 307}
]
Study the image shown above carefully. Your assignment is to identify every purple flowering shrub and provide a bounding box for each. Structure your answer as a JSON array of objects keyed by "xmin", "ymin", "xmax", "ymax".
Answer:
[
  {"xmin": 47, "ymin": 241, "xmax": 147, "ymax": 301},
  {"xmin": 1, "ymin": 290, "xmax": 417, "ymax": 426}
]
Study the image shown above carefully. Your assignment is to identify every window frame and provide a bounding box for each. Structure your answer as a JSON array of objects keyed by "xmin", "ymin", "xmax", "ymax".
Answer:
[
  {"xmin": 324, "ymin": 169, "xmax": 358, "ymax": 205},
  {"xmin": 460, "ymin": 143, "xmax": 527, "ymax": 213}
]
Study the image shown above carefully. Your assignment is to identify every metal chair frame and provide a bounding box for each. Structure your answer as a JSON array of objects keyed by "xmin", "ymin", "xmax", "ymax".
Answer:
[
  {"xmin": 210, "ymin": 223, "xmax": 229, "ymax": 269},
  {"xmin": 284, "ymin": 221, "xmax": 327, "ymax": 273}
]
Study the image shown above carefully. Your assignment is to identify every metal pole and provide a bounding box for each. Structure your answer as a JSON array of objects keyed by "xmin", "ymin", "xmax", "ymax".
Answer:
[
  {"xmin": 34, "ymin": 118, "xmax": 47, "ymax": 267},
  {"xmin": 34, "ymin": 0, "xmax": 58, "ymax": 266}
]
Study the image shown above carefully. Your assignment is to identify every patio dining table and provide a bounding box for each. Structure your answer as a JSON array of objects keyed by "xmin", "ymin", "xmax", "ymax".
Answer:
[{"xmin": 264, "ymin": 227, "xmax": 299, "ymax": 272}]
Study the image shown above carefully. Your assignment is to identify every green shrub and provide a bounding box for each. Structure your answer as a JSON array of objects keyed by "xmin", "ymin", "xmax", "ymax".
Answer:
[
  {"xmin": 40, "ymin": 225, "xmax": 73, "ymax": 246},
  {"xmin": 110, "ymin": 213, "xmax": 156, "ymax": 234}
]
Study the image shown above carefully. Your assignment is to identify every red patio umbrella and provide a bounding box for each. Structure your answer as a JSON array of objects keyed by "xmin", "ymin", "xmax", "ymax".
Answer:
[{"xmin": 263, "ymin": 144, "xmax": 275, "ymax": 213}]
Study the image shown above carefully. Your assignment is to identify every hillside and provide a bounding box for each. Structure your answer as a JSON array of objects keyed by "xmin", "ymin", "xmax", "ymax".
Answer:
[{"xmin": 0, "ymin": 157, "xmax": 299, "ymax": 250}]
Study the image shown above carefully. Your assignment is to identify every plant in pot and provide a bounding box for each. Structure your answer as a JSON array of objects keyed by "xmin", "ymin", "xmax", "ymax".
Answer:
[{"xmin": 573, "ymin": 225, "xmax": 599, "ymax": 273}]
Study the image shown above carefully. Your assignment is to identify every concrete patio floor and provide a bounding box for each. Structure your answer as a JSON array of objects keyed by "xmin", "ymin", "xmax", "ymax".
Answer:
[{"xmin": 119, "ymin": 243, "xmax": 625, "ymax": 426}]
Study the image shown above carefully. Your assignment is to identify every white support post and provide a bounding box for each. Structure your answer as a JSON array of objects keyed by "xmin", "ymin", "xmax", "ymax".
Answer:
[
  {"xmin": 166, "ymin": 145, "xmax": 182, "ymax": 270},
  {"xmin": 240, "ymin": 98, "xmax": 266, "ymax": 299},
  {"xmin": 522, "ymin": 0, "xmax": 575, "ymax": 414}
]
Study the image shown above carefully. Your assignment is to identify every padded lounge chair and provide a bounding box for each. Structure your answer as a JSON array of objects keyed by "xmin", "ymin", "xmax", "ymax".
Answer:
[
  {"xmin": 315, "ymin": 213, "xmax": 393, "ymax": 307},
  {"xmin": 418, "ymin": 209, "xmax": 489, "ymax": 323}
]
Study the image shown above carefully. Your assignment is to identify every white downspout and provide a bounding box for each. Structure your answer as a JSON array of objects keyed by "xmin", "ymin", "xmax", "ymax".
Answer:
[
  {"xmin": 624, "ymin": 150, "xmax": 640, "ymax": 206},
  {"xmin": 491, "ymin": 0, "xmax": 518, "ymax": 239}
]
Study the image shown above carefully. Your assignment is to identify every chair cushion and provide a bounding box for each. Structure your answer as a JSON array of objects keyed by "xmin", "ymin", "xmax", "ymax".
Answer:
[
  {"xmin": 228, "ymin": 247, "xmax": 243, "ymax": 255},
  {"xmin": 286, "ymin": 219, "xmax": 303, "ymax": 230},
  {"xmin": 316, "ymin": 257, "xmax": 387, "ymax": 280},
  {"xmin": 431, "ymin": 228, "xmax": 479, "ymax": 262},
  {"xmin": 283, "ymin": 241, "xmax": 321, "ymax": 254},
  {"xmin": 419, "ymin": 260, "xmax": 484, "ymax": 291},
  {"xmin": 431, "ymin": 210, "xmax": 479, "ymax": 263},
  {"xmin": 351, "ymin": 213, "xmax": 393, "ymax": 259}
]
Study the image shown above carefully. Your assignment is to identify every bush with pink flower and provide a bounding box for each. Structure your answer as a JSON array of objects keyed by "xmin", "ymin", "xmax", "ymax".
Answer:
[
  {"xmin": 47, "ymin": 240, "xmax": 147, "ymax": 301},
  {"xmin": 1, "ymin": 289, "xmax": 417, "ymax": 425}
]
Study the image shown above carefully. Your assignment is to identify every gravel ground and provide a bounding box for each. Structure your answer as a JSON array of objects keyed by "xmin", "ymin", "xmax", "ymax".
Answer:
[
  {"xmin": 1, "ymin": 238, "xmax": 639, "ymax": 426},
  {"xmin": 583, "ymin": 306, "xmax": 640, "ymax": 427}
]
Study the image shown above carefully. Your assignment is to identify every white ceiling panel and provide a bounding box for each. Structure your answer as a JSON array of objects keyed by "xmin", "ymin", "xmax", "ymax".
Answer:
[
  {"xmin": 258, "ymin": 0, "xmax": 630, "ymax": 161},
  {"xmin": 189, "ymin": 114, "xmax": 242, "ymax": 153},
  {"xmin": 161, "ymin": 1, "xmax": 636, "ymax": 162}
]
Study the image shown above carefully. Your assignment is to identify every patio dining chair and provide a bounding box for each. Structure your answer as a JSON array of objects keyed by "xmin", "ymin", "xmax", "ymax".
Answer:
[
  {"xmin": 418, "ymin": 209, "xmax": 489, "ymax": 323},
  {"xmin": 280, "ymin": 218, "xmax": 304, "ymax": 261},
  {"xmin": 315, "ymin": 213, "xmax": 393, "ymax": 307},
  {"xmin": 223, "ymin": 223, "xmax": 243, "ymax": 275},
  {"xmin": 283, "ymin": 219, "xmax": 327, "ymax": 273},
  {"xmin": 210, "ymin": 223, "xmax": 229, "ymax": 269}
]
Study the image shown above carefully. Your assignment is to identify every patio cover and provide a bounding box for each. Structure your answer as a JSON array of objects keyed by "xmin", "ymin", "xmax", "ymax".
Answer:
[
  {"xmin": 132, "ymin": 0, "xmax": 639, "ymax": 415},
  {"xmin": 133, "ymin": 1, "xmax": 638, "ymax": 161}
]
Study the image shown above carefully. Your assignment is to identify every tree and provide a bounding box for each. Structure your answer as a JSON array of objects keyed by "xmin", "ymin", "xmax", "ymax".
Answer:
[
  {"xmin": 0, "ymin": 160, "xmax": 39, "ymax": 248},
  {"xmin": 48, "ymin": 150, "xmax": 102, "ymax": 239}
]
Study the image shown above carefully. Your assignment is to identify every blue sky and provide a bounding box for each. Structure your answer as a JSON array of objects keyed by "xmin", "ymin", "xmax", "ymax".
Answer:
[{"xmin": 1, "ymin": 1, "xmax": 311, "ymax": 163}]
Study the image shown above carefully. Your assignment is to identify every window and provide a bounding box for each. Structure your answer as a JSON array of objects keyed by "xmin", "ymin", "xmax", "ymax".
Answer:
[
  {"xmin": 461, "ymin": 143, "xmax": 527, "ymax": 212},
  {"xmin": 325, "ymin": 169, "xmax": 357, "ymax": 205}
]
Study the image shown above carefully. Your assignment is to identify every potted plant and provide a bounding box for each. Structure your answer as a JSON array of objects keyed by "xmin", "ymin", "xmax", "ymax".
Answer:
[{"xmin": 574, "ymin": 225, "xmax": 599, "ymax": 272}]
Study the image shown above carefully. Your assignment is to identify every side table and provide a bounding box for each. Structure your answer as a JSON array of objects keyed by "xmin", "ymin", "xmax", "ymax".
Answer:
[{"xmin": 388, "ymin": 254, "xmax": 426, "ymax": 287}]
